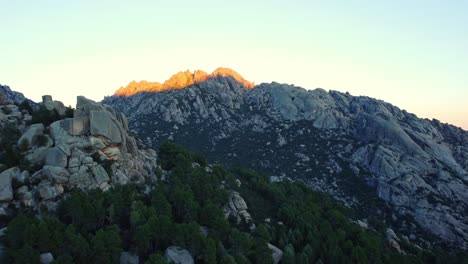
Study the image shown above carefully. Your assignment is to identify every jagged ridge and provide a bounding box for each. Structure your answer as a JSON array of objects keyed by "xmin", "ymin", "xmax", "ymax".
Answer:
[{"xmin": 114, "ymin": 67, "xmax": 255, "ymax": 97}]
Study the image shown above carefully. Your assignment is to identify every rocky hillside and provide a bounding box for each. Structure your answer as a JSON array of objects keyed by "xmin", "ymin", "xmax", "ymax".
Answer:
[{"xmin": 104, "ymin": 69, "xmax": 468, "ymax": 249}]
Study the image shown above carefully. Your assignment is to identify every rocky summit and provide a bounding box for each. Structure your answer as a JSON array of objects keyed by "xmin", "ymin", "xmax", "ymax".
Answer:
[
  {"xmin": 104, "ymin": 70, "xmax": 468, "ymax": 249},
  {"xmin": 113, "ymin": 67, "xmax": 255, "ymax": 97}
]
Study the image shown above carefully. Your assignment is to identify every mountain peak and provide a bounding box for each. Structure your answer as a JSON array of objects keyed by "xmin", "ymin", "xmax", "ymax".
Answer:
[{"xmin": 114, "ymin": 67, "xmax": 254, "ymax": 97}]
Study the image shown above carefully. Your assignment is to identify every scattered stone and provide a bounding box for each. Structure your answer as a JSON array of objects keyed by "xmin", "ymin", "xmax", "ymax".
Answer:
[
  {"xmin": 164, "ymin": 246, "xmax": 194, "ymax": 264},
  {"xmin": 268, "ymin": 243, "xmax": 283, "ymax": 264},
  {"xmin": 0, "ymin": 167, "xmax": 17, "ymax": 202},
  {"xmin": 120, "ymin": 251, "xmax": 139, "ymax": 264},
  {"xmin": 40, "ymin": 252, "xmax": 54, "ymax": 264}
]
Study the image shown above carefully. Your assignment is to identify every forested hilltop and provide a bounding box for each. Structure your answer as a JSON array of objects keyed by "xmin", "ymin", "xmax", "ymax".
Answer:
[{"xmin": 1, "ymin": 142, "xmax": 466, "ymax": 264}]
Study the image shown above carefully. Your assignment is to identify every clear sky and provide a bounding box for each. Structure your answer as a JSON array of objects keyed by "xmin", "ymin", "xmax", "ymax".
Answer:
[{"xmin": 1, "ymin": 0, "xmax": 467, "ymax": 129}]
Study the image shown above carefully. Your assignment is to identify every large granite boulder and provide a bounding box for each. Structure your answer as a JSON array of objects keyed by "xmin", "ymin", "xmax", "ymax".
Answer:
[
  {"xmin": 268, "ymin": 243, "xmax": 283, "ymax": 264},
  {"xmin": 224, "ymin": 191, "xmax": 253, "ymax": 223},
  {"xmin": 43, "ymin": 95, "xmax": 66, "ymax": 116},
  {"xmin": 50, "ymin": 120, "xmax": 73, "ymax": 145},
  {"xmin": 164, "ymin": 246, "xmax": 194, "ymax": 264},
  {"xmin": 17, "ymin": 123, "xmax": 45, "ymax": 147},
  {"xmin": 90, "ymin": 110, "xmax": 123, "ymax": 144},
  {"xmin": 39, "ymin": 252, "xmax": 54, "ymax": 264},
  {"xmin": 25, "ymin": 146, "xmax": 50, "ymax": 165},
  {"xmin": 45, "ymin": 147, "xmax": 68, "ymax": 167},
  {"xmin": 120, "ymin": 251, "xmax": 139, "ymax": 264},
  {"xmin": 91, "ymin": 165, "xmax": 110, "ymax": 187},
  {"xmin": 0, "ymin": 167, "xmax": 18, "ymax": 201},
  {"xmin": 62, "ymin": 116, "xmax": 90, "ymax": 136},
  {"xmin": 43, "ymin": 165, "xmax": 70, "ymax": 183}
]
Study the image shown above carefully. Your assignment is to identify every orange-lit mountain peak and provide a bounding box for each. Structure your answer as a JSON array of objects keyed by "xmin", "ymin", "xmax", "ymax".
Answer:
[
  {"xmin": 114, "ymin": 68, "xmax": 254, "ymax": 97},
  {"xmin": 162, "ymin": 70, "xmax": 196, "ymax": 90},
  {"xmin": 210, "ymin": 67, "xmax": 255, "ymax": 88},
  {"xmin": 114, "ymin": 80, "xmax": 163, "ymax": 97}
]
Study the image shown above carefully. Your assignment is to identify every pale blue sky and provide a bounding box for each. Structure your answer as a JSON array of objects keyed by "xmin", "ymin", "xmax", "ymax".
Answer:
[{"xmin": 1, "ymin": 0, "xmax": 467, "ymax": 128}]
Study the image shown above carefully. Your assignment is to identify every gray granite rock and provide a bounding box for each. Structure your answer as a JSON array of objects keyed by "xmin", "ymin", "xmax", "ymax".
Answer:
[
  {"xmin": 45, "ymin": 147, "xmax": 68, "ymax": 167},
  {"xmin": 17, "ymin": 123, "xmax": 44, "ymax": 147},
  {"xmin": 0, "ymin": 167, "xmax": 17, "ymax": 201},
  {"xmin": 90, "ymin": 110, "xmax": 123, "ymax": 144},
  {"xmin": 164, "ymin": 246, "xmax": 194, "ymax": 264}
]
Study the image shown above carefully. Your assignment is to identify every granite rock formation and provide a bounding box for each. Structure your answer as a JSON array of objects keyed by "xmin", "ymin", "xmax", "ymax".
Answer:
[{"xmin": 104, "ymin": 70, "xmax": 468, "ymax": 249}]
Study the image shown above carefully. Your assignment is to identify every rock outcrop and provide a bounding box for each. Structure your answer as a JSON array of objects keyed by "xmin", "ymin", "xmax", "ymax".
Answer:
[
  {"xmin": 105, "ymin": 71, "xmax": 468, "ymax": 249},
  {"xmin": 164, "ymin": 246, "xmax": 194, "ymax": 264},
  {"xmin": 224, "ymin": 191, "xmax": 254, "ymax": 228},
  {"xmin": 0, "ymin": 94, "xmax": 158, "ymax": 216},
  {"xmin": 0, "ymin": 84, "xmax": 27, "ymax": 104}
]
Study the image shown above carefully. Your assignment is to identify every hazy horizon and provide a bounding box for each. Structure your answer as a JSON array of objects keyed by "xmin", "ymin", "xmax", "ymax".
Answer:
[{"xmin": 1, "ymin": 1, "xmax": 467, "ymax": 129}]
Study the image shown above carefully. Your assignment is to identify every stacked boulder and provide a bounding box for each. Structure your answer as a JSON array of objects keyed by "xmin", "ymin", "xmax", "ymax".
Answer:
[
  {"xmin": 1, "ymin": 96, "xmax": 158, "ymax": 213},
  {"xmin": 224, "ymin": 191, "xmax": 255, "ymax": 229}
]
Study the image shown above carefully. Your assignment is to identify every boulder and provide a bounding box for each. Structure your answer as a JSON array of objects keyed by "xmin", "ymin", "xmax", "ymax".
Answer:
[
  {"xmin": 82, "ymin": 156, "xmax": 94, "ymax": 165},
  {"xmin": 101, "ymin": 146, "xmax": 121, "ymax": 160},
  {"xmin": 49, "ymin": 120, "xmax": 72, "ymax": 145},
  {"xmin": 69, "ymin": 171, "xmax": 95, "ymax": 189},
  {"xmin": 17, "ymin": 123, "xmax": 44, "ymax": 147},
  {"xmin": 90, "ymin": 110, "xmax": 123, "ymax": 144},
  {"xmin": 42, "ymin": 95, "xmax": 52, "ymax": 102},
  {"xmin": 45, "ymin": 147, "xmax": 68, "ymax": 167},
  {"xmin": 16, "ymin": 186, "xmax": 33, "ymax": 206},
  {"xmin": 231, "ymin": 192, "xmax": 248, "ymax": 211},
  {"xmin": 0, "ymin": 167, "xmax": 18, "ymax": 201},
  {"xmin": 37, "ymin": 180, "xmax": 59, "ymax": 200},
  {"xmin": 43, "ymin": 165, "xmax": 70, "ymax": 183},
  {"xmin": 40, "ymin": 252, "xmax": 54, "ymax": 264},
  {"xmin": 225, "ymin": 191, "xmax": 253, "ymax": 223},
  {"xmin": 57, "ymin": 144, "xmax": 71, "ymax": 157},
  {"xmin": 62, "ymin": 116, "xmax": 90, "ymax": 136},
  {"xmin": 357, "ymin": 220, "xmax": 369, "ymax": 229},
  {"xmin": 164, "ymin": 246, "xmax": 194, "ymax": 264},
  {"xmin": 43, "ymin": 95, "xmax": 66, "ymax": 116},
  {"xmin": 267, "ymin": 243, "xmax": 283, "ymax": 264},
  {"xmin": 68, "ymin": 157, "xmax": 80, "ymax": 169},
  {"xmin": 15, "ymin": 170, "xmax": 30, "ymax": 183},
  {"xmin": 25, "ymin": 147, "xmax": 50, "ymax": 165},
  {"xmin": 386, "ymin": 228, "xmax": 399, "ymax": 242},
  {"xmin": 75, "ymin": 96, "xmax": 109, "ymax": 118},
  {"xmin": 113, "ymin": 170, "xmax": 129, "ymax": 185},
  {"xmin": 90, "ymin": 136, "xmax": 109, "ymax": 149},
  {"xmin": 229, "ymin": 192, "xmax": 248, "ymax": 211},
  {"xmin": 120, "ymin": 251, "xmax": 139, "ymax": 264},
  {"xmin": 91, "ymin": 165, "xmax": 110, "ymax": 186}
]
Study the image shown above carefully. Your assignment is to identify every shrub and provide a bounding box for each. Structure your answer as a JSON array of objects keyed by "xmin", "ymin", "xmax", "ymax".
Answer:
[
  {"xmin": 19, "ymin": 100, "xmax": 34, "ymax": 114},
  {"xmin": 18, "ymin": 138, "xmax": 30, "ymax": 152},
  {"xmin": 2, "ymin": 106, "xmax": 12, "ymax": 115},
  {"xmin": 36, "ymin": 134, "xmax": 49, "ymax": 147},
  {"xmin": 31, "ymin": 105, "xmax": 60, "ymax": 126}
]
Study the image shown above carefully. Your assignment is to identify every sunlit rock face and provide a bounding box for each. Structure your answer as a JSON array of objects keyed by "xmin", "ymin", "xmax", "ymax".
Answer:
[
  {"xmin": 113, "ymin": 67, "xmax": 254, "ymax": 97},
  {"xmin": 105, "ymin": 70, "xmax": 468, "ymax": 249}
]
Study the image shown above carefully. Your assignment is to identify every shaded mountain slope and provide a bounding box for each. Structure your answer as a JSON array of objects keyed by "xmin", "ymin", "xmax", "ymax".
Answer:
[{"xmin": 104, "ymin": 73, "xmax": 468, "ymax": 249}]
